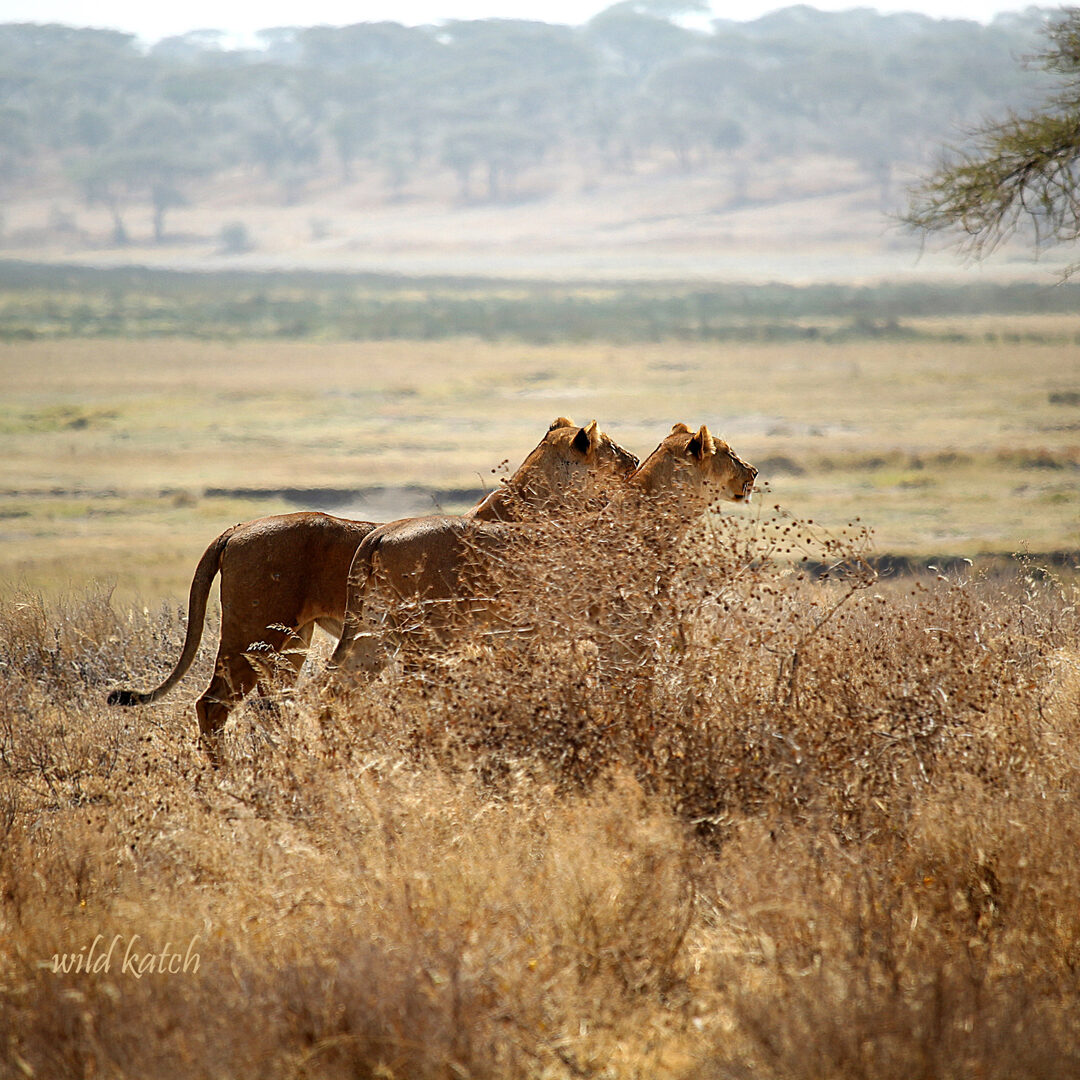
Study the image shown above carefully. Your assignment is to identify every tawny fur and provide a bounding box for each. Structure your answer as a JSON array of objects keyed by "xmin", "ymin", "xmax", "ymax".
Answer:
[
  {"xmin": 108, "ymin": 418, "xmax": 637, "ymax": 749},
  {"xmin": 331, "ymin": 423, "xmax": 756, "ymax": 676},
  {"xmin": 108, "ymin": 512, "xmax": 377, "ymax": 745}
]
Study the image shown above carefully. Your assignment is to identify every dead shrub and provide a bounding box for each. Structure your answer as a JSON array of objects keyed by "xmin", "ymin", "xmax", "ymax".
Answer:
[
  {"xmin": 356, "ymin": 487, "xmax": 1070, "ymax": 847},
  {"xmin": 1, "ymin": 492, "xmax": 1078, "ymax": 1078}
]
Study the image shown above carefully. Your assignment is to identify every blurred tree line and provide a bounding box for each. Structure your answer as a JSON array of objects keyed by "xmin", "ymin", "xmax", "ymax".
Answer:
[{"xmin": 0, "ymin": 3, "xmax": 1057, "ymax": 242}]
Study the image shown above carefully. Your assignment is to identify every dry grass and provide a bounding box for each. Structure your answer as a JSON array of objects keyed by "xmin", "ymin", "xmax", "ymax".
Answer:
[
  {"xmin": 2, "ymin": 492, "xmax": 1078, "ymax": 1078},
  {"xmin": 2, "ymin": 331, "xmax": 1078, "ymax": 602}
]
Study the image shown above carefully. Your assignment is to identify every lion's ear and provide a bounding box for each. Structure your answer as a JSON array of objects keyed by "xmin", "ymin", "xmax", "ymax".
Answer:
[
  {"xmin": 686, "ymin": 424, "xmax": 713, "ymax": 460},
  {"xmin": 670, "ymin": 422, "xmax": 691, "ymax": 435},
  {"xmin": 572, "ymin": 419, "xmax": 599, "ymax": 455},
  {"xmin": 549, "ymin": 417, "xmax": 575, "ymax": 431}
]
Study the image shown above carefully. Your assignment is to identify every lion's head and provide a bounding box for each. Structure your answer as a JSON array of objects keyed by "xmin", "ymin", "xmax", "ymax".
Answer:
[
  {"xmin": 630, "ymin": 422, "xmax": 757, "ymax": 507},
  {"xmin": 533, "ymin": 416, "xmax": 640, "ymax": 485},
  {"xmin": 471, "ymin": 417, "xmax": 638, "ymax": 520}
]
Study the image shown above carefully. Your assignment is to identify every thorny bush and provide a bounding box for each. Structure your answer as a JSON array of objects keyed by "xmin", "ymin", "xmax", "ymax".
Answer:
[
  {"xmin": 1, "ymin": 496, "xmax": 1078, "ymax": 1080},
  {"xmin": 333, "ymin": 483, "xmax": 1070, "ymax": 843}
]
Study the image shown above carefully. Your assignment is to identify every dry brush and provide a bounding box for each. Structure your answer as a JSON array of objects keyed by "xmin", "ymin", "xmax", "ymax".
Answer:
[{"xmin": 1, "ymin": 493, "xmax": 1078, "ymax": 1078}]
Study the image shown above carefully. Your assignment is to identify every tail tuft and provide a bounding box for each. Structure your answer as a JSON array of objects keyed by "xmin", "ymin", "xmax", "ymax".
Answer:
[{"xmin": 107, "ymin": 688, "xmax": 142, "ymax": 707}]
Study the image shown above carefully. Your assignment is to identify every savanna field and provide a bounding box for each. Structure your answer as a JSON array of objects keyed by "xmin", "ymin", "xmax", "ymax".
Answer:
[{"xmin": 1, "ymin": 270, "xmax": 1079, "ymax": 1077}]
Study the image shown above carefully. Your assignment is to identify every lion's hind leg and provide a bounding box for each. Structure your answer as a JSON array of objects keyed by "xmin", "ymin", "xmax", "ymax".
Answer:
[
  {"xmin": 196, "ymin": 652, "xmax": 259, "ymax": 755},
  {"xmin": 265, "ymin": 620, "xmax": 317, "ymax": 681},
  {"xmin": 197, "ymin": 622, "xmax": 319, "ymax": 757}
]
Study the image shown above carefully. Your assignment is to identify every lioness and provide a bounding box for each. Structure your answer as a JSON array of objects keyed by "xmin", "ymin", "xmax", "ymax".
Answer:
[
  {"xmin": 330, "ymin": 422, "xmax": 756, "ymax": 674},
  {"xmin": 108, "ymin": 418, "xmax": 636, "ymax": 747},
  {"xmin": 464, "ymin": 418, "xmax": 638, "ymax": 521},
  {"xmin": 630, "ymin": 421, "xmax": 756, "ymax": 505}
]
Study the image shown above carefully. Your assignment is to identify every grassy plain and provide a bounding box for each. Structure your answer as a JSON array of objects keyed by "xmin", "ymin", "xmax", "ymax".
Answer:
[
  {"xmin": 1, "ymin": 322, "xmax": 1078, "ymax": 603},
  {"xmin": 2, "ymin": 497, "xmax": 1078, "ymax": 1077},
  {"xmin": 1, "ymin": 269, "xmax": 1079, "ymax": 1076}
]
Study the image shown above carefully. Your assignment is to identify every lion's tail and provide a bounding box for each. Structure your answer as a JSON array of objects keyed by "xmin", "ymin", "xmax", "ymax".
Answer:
[{"xmin": 107, "ymin": 525, "xmax": 237, "ymax": 708}]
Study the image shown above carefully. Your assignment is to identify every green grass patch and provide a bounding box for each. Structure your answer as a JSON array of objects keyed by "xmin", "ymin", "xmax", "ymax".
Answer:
[{"xmin": 4, "ymin": 261, "xmax": 1080, "ymax": 343}]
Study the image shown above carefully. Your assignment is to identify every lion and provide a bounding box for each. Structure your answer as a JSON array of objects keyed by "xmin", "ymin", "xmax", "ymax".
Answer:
[
  {"xmin": 330, "ymin": 422, "xmax": 756, "ymax": 675},
  {"xmin": 630, "ymin": 422, "xmax": 756, "ymax": 505},
  {"xmin": 464, "ymin": 417, "xmax": 639, "ymax": 520},
  {"xmin": 107, "ymin": 418, "xmax": 637, "ymax": 748}
]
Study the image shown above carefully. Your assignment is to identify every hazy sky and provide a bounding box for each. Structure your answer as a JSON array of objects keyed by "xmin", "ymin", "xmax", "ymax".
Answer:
[{"xmin": 0, "ymin": 0, "xmax": 1050, "ymax": 46}]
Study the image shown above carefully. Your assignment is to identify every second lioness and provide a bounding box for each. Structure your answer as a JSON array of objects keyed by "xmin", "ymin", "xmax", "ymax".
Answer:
[
  {"xmin": 108, "ymin": 418, "xmax": 637, "ymax": 746},
  {"xmin": 331, "ymin": 422, "xmax": 757, "ymax": 675}
]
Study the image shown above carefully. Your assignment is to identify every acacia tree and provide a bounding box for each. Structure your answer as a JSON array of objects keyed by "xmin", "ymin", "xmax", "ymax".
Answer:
[{"xmin": 906, "ymin": 9, "xmax": 1080, "ymax": 271}]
